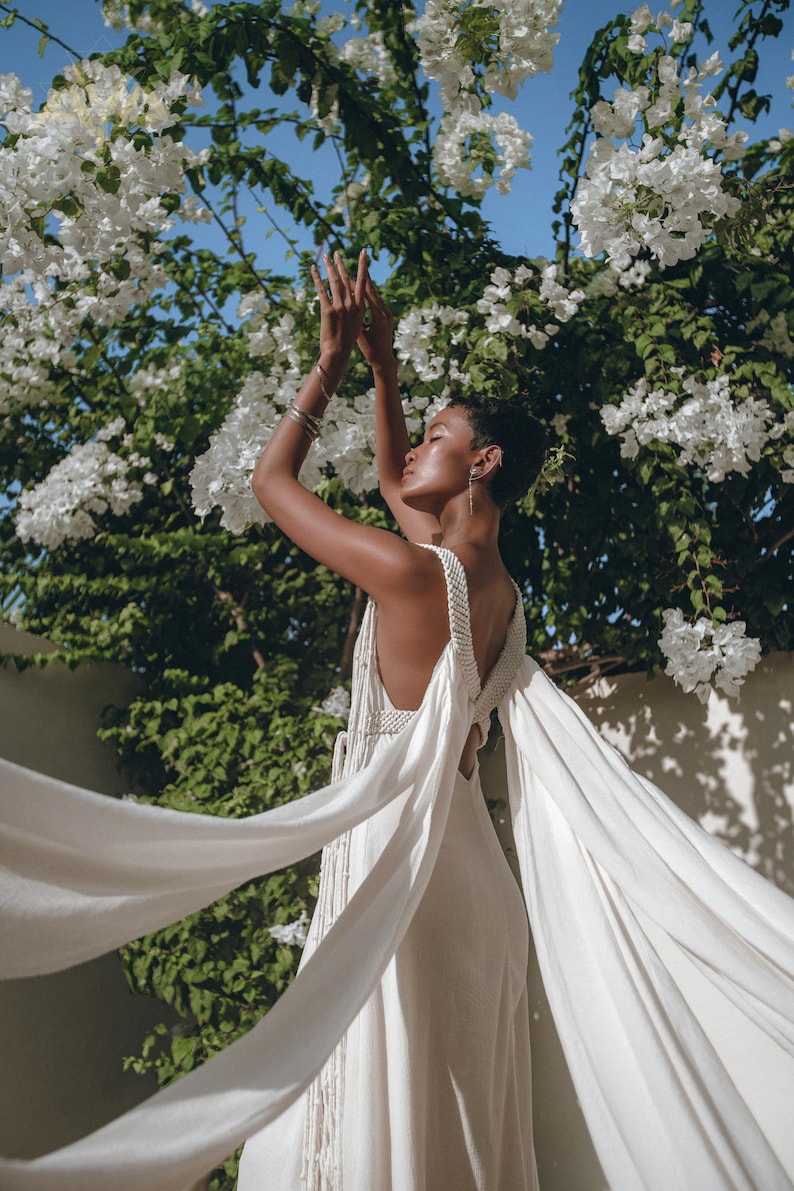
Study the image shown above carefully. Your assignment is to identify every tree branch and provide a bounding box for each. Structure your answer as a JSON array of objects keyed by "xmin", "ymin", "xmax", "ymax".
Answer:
[{"xmin": 0, "ymin": 4, "xmax": 82, "ymax": 62}]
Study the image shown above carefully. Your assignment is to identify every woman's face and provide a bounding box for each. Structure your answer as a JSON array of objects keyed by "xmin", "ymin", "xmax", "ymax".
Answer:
[{"xmin": 400, "ymin": 405, "xmax": 476, "ymax": 513}]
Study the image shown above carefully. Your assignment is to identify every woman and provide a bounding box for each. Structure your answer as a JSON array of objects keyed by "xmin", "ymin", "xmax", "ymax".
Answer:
[{"xmin": 240, "ymin": 249, "xmax": 547, "ymax": 1189}]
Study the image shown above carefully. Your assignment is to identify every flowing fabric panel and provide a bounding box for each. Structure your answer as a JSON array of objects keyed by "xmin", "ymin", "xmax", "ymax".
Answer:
[
  {"xmin": 0, "ymin": 645, "xmax": 461, "ymax": 981},
  {"xmin": 502, "ymin": 656, "xmax": 794, "ymax": 1191},
  {"xmin": 0, "ymin": 649, "xmax": 470, "ymax": 1191}
]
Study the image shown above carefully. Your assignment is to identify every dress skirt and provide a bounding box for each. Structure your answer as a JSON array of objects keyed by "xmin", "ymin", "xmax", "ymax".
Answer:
[{"xmin": 238, "ymin": 763, "xmax": 538, "ymax": 1190}]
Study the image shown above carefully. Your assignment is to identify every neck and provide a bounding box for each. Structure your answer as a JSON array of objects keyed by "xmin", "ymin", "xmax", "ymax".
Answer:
[{"xmin": 437, "ymin": 493, "xmax": 501, "ymax": 555}]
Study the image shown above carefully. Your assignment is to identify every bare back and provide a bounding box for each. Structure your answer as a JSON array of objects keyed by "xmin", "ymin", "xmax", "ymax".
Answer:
[{"xmin": 374, "ymin": 546, "xmax": 518, "ymax": 774}]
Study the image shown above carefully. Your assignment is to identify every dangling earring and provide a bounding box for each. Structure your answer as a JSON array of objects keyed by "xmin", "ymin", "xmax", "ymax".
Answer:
[{"xmin": 469, "ymin": 466, "xmax": 478, "ymax": 516}]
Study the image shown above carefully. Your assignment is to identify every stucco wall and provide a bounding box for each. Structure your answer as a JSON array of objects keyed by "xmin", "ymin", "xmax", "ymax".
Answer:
[
  {"xmin": 2, "ymin": 625, "xmax": 792, "ymax": 1186},
  {"xmin": 0, "ymin": 624, "xmax": 179, "ymax": 1160}
]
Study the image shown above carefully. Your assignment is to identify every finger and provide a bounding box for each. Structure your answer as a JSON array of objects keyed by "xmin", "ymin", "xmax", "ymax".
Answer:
[
  {"xmin": 365, "ymin": 275, "xmax": 390, "ymax": 315},
  {"xmin": 310, "ymin": 262, "xmax": 329, "ymax": 306},
  {"xmin": 334, "ymin": 252, "xmax": 361, "ymax": 304},
  {"xmin": 354, "ymin": 248, "xmax": 369, "ymax": 304},
  {"xmin": 323, "ymin": 251, "xmax": 344, "ymax": 298},
  {"xmin": 364, "ymin": 274, "xmax": 381, "ymax": 301}
]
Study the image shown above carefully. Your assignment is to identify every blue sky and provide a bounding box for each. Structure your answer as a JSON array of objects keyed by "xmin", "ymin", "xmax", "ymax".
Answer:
[{"xmin": 2, "ymin": 0, "xmax": 793, "ymax": 263}]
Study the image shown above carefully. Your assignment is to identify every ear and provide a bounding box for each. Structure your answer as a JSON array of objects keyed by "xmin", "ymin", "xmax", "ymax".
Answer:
[{"xmin": 475, "ymin": 444, "xmax": 504, "ymax": 479}]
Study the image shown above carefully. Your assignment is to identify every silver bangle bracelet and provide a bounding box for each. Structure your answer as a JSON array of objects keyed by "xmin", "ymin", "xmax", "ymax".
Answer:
[
  {"xmin": 283, "ymin": 405, "xmax": 319, "ymax": 443},
  {"xmin": 315, "ymin": 362, "xmax": 333, "ymax": 402},
  {"xmin": 287, "ymin": 399, "xmax": 323, "ymax": 430}
]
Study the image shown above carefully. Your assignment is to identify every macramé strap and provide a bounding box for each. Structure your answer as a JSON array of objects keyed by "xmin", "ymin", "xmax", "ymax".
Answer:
[
  {"xmin": 417, "ymin": 543, "xmax": 482, "ymax": 705},
  {"xmin": 417, "ymin": 544, "xmax": 527, "ymax": 741}
]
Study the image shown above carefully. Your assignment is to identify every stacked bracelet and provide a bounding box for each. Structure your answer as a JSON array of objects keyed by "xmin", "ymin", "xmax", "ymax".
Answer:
[
  {"xmin": 284, "ymin": 399, "xmax": 323, "ymax": 443},
  {"xmin": 315, "ymin": 362, "xmax": 333, "ymax": 401}
]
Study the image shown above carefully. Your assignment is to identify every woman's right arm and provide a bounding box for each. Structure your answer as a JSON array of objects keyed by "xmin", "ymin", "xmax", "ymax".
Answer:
[{"xmin": 359, "ymin": 279, "xmax": 441, "ymax": 545}]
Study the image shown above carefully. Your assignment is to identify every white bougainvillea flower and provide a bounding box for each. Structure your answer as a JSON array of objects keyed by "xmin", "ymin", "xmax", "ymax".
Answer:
[
  {"xmin": 15, "ymin": 437, "xmax": 150, "ymax": 550},
  {"xmin": 629, "ymin": 3, "xmax": 653, "ymax": 35},
  {"xmin": 318, "ymin": 686, "xmax": 351, "ymax": 721},
  {"xmin": 268, "ymin": 910, "xmax": 310, "ymax": 948},
  {"xmin": 394, "ymin": 302, "xmax": 470, "ymax": 384},
  {"xmin": 0, "ymin": 60, "xmax": 206, "ymax": 407},
  {"xmin": 414, "ymin": 0, "xmax": 560, "ymax": 109},
  {"xmin": 600, "ymin": 373, "xmax": 779, "ymax": 481},
  {"xmin": 659, "ymin": 608, "xmax": 762, "ymax": 702},
  {"xmin": 571, "ymin": 38, "xmax": 744, "ymax": 271},
  {"xmin": 433, "ymin": 109, "xmax": 532, "ymax": 197}
]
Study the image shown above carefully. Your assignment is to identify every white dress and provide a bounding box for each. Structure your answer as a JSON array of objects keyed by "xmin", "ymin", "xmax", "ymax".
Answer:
[
  {"xmin": 238, "ymin": 544, "xmax": 539, "ymax": 1190},
  {"xmin": 1, "ymin": 545, "xmax": 793, "ymax": 1191}
]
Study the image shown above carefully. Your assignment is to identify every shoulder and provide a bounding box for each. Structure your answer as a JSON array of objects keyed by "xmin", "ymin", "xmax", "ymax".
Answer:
[{"xmin": 375, "ymin": 539, "xmax": 448, "ymax": 602}]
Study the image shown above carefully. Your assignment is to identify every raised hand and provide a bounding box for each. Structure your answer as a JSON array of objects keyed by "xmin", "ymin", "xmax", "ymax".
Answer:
[
  {"xmin": 311, "ymin": 248, "xmax": 369, "ymax": 372},
  {"xmin": 358, "ymin": 275, "xmax": 396, "ymax": 372}
]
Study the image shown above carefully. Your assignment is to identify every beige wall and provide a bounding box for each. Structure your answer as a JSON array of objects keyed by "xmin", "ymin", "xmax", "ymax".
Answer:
[
  {"xmin": 2, "ymin": 626, "xmax": 792, "ymax": 1185},
  {"xmin": 0, "ymin": 624, "xmax": 178, "ymax": 1159}
]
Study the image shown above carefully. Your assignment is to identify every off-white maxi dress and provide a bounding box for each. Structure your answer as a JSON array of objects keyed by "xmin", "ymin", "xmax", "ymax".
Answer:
[
  {"xmin": 1, "ymin": 546, "xmax": 793, "ymax": 1191},
  {"xmin": 238, "ymin": 543, "xmax": 538, "ymax": 1190}
]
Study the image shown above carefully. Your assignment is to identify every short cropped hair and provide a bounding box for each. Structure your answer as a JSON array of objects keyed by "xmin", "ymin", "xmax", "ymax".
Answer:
[{"xmin": 448, "ymin": 395, "xmax": 547, "ymax": 509}]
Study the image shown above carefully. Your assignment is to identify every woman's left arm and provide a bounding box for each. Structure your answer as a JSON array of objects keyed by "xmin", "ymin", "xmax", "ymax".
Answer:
[{"xmin": 252, "ymin": 251, "xmax": 427, "ymax": 602}]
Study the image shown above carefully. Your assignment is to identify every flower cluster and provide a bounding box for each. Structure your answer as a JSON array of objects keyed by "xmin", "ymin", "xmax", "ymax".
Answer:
[
  {"xmin": 0, "ymin": 60, "xmax": 206, "ymax": 408},
  {"xmin": 658, "ymin": 608, "xmax": 762, "ymax": 702},
  {"xmin": 413, "ymin": 0, "xmax": 560, "ymax": 196},
  {"xmin": 318, "ymin": 686, "xmax": 351, "ymax": 721},
  {"xmin": 102, "ymin": 0, "xmax": 208, "ymax": 33},
  {"xmin": 15, "ymin": 432, "xmax": 153, "ymax": 551},
  {"xmin": 393, "ymin": 303, "xmax": 470, "ymax": 388},
  {"xmin": 600, "ymin": 373, "xmax": 788, "ymax": 482},
  {"xmin": 415, "ymin": 0, "xmax": 560, "ymax": 105},
  {"xmin": 268, "ymin": 909, "xmax": 310, "ymax": 948},
  {"xmin": 433, "ymin": 110, "xmax": 532, "ymax": 197},
  {"xmin": 189, "ymin": 373, "xmax": 298, "ymax": 536},
  {"xmin": 476, "ymin": 263, "xmax": 585, "ymax": 348},
  {"xmin": 571, "ymin": 9, "xmax": 745, "ymax": 272},
  {"xmin": 338, "ymin": 30, "xmax": 396, "ymax": 87}
]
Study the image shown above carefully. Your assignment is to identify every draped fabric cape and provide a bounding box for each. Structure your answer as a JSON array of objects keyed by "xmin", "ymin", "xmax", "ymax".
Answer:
[{"xmin": 1, "ymin": 573, "xmax": 794, "ymax": 1189}]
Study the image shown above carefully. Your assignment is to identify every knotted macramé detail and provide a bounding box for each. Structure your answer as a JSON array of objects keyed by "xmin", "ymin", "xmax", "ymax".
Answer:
[{"xmin": 363, "ymin": 709, "xmax": 416, "ymax": 736}]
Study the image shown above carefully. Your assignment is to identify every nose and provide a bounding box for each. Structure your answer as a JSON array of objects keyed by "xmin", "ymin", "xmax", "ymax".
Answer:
[{"xmin": 405, "ymin": 447, "xmax": 415, "ymax": 464}]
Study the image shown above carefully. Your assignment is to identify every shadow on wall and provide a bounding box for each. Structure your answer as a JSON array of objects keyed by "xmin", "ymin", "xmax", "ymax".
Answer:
[{"xmin": 576, "ymin": 652, "xmax": 794, "ymax": 898}]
